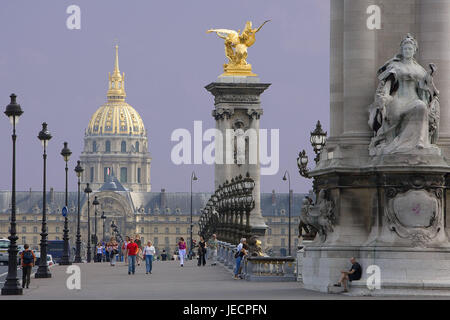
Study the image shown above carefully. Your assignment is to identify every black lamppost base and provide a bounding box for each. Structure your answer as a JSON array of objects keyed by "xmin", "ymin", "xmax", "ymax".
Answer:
[
  {"xmin": 1, "ymin": 286, "xmax": 23, "ymax": 295},
  {"xmin": 34, "ymin": 267, "xmax": 52, "ymax": 278}
]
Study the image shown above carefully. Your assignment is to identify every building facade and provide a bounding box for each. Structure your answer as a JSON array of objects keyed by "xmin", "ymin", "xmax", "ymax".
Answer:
[{"xmin": 0, "ymin": 188, "xmax": 304, "ymax": 258}]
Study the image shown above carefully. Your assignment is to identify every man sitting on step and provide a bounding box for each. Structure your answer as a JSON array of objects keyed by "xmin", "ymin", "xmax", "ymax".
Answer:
[{"xmin": 333, "ymin": 257, "xmax": 362, "ymax": 292}]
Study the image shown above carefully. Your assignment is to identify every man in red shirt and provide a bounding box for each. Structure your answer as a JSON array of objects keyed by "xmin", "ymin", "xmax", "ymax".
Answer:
[
  {"xmin": 20, "ymin": 244, "xmax": 36, "ymax": 288},
  {"xmin": 126, "ymin": 238, "xmax": 138, "ymax": 275}
]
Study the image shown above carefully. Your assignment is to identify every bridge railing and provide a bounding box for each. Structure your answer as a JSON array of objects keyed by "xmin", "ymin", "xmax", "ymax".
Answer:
[{"xmin": 217, "ymin": 241, "xmax": 297, "ymax": 281}]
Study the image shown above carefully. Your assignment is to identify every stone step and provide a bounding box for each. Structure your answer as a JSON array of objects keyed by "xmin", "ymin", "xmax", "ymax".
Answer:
[{"xmin": 327, "ymin": 284, "xmax": 346, "ymax": 294}]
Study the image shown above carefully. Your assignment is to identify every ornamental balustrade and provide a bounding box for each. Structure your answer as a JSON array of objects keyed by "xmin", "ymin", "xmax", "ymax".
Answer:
[
  {"xmin": 198, "ymin": 173, "xmax": 255, "ymax": 244},
  {"xmin": 216, "ymin": 241, "xmax": 297, "ymax": 282}
]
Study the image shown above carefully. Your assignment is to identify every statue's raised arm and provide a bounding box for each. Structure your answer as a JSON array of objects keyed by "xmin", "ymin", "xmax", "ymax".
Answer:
[{"xmin": 255, "ymin": 20, "xmax": 271, "ymax": 33}]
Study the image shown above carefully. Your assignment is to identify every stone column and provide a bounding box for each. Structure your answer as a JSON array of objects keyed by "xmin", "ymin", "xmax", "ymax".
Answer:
[
  {"xmin": 329, "ymin": 0, "xmax": 344, "ymax": 138},
  {"xmin": 342, "ymin": 0, "xmax": 376, "ymax": 139},
  {"xmin": 417, "ymin": 0, "xmax": 450, "ymax": 159},
  {"xmin": 205, "ymin": 76, "xmax": 270, "ymax": 238}
]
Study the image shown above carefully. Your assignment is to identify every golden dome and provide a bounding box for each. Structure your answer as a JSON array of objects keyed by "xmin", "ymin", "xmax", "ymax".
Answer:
[{"xmin": 87, "ymin": 45, "xmax": 146, "ymax": 136}]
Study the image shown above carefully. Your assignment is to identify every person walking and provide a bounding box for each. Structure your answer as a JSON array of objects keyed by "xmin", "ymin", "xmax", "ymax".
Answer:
[
  {"xmin": 110, "ymin": 238, "xmax": 119, "ymax": 266},
  {"xmin": 234, "ymin": 238, "xmax": 246, "ymax": 280},
  {"xmin": 237, "ymin": 243, "xmax": 248, "ymax": 279},
  {"xmin": 126, "ymin": 238, "xmax": 139, "ymax": 275},
  {"xmin": 143, "ymin": 241, "xmax": 156, "ymax": 275},
  {"xmin": 161, "ymin": 249, "xmax": 168, "ymax": 261},
  {"xmin": 197, "ymin": 236, "xmax": 207, "ymax": 267},
  {"xmin": 135, "ymin": 234, "xmax": 142, "ymax": 266},
  {"xmin": 122, "ymin": 236, "xmax": 130, "ymax": 264},
  {"xmin": 208, "ymin": 234, "xmax": 218, "ymax": 266},
  {"xmin": 177, "ymin": 237, "xmax": 187, "ymax": 267},
  {"xmin": 96, "ymin": 242, "xmax": 103, "ymax": 263},
  {"xmin": 20, "ymin": 244, "xmax": 35, "ymax": 289}
]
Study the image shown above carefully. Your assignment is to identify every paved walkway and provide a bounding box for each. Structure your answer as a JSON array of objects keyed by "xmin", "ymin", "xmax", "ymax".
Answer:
[
  {"xmin": 0, "ymin": 260, "xmax": 447, "ymax": 300},
  {"xmin": 0, "ymin": 259, "xmax": 322, "ymax": 300}
]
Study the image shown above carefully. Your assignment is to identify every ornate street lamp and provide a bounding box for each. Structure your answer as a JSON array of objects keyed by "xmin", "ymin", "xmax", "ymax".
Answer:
[
  {"xmin": 74, "ymin": 161, "xmax": 84, "ymax": 263},
  {"xmin": 59, "ymin": 142, "xmax": 72, "ymax": 265},
  {"xmin": 92, "ymin": 196, "xmax": 100, "ymax": 262},
  {"xmin": 189, "ymin": 171, "xmax": 198, "ymax": 259},
  {"xmin": 35, "ymin": 123, "xmax": 52, "ymax": 279},
  {"xmin": 93, "ymin": 196, "xmax": 99, "ymax": 254},
  {"xmin": 2, "ymin": 94, "xmax": 23, "ymax": 295},
  {"xmin": 297, "ymin": 149, "xmax": 310, "ymax": 178},
  {"xmin": 84, "ymin": 183, "xmax": 92, "ymax": 263},
  {"xmin": 101, "ymin": 211, "xmax": 106, "ymax": 242},
  {"xmin": 282, "ymin": 170, "xmax": 292, "ymax": 256},
  {"xmin": 310, "ymin": 120, "xmax": 327, "ymax": 163}
]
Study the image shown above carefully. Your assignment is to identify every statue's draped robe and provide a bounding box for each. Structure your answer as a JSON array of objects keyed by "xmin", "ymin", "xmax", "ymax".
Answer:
[{"xmin": 368, "ymin": 55, "xmax": 440, "ymax": 156}]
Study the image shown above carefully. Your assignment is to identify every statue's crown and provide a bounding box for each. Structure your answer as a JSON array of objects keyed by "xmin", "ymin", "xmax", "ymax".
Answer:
[{"xmin": 400, "ymin": 33, "xmax": 418, "ymax": 50}]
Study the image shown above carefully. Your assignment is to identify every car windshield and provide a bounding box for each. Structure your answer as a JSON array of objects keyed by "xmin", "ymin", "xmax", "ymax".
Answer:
[{"xmin": 0, "ymin": 240, "xmax": 9, "ymax": 249}]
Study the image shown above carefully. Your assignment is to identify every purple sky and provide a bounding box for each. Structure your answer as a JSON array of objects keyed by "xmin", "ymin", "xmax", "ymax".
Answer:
[{"xmin": 0, "ymin": 0, "xmax": 330, "ymax": 193}]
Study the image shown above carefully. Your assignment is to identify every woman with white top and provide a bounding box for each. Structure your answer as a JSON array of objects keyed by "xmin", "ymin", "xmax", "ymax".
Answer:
[
  {"xmin": 143, "ymin": 241, "xmax": 156, "ymax": 274},
  {"xmin": 96, "ymin": 243, "xmax": 103, "ymax": 263}
]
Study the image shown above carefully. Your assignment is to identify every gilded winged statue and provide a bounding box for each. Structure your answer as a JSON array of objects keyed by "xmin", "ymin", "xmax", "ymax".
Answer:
[{"xmin": 207, "ymin": 20, "xmax": 270, "ymax": 76}]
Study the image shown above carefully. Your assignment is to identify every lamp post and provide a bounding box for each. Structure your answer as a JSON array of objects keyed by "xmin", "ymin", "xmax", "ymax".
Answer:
[
  {"xmin": 93, "ymin": 196, "xmax": 99, "ymax": 251},
  {"xmin": 84, "ymin": 183, "xmax": 92, "ymax": 263},
  {"xmin": 310, "ymin": 120, "xmax": 327, "ymax": 164},
  {"xmin": 101, "ymin": 211, "xmax": 106, "ymax": 242},
  {"xmin": 282, "ymin": 170, "xmax": 292, "ymax": 256},
  {"xmin": 190, "ymin": 171, "xmax": 198, "ymax": 259},
  {"xmin": 74, "ymin": 161, "xmax": 84, "ymax": 263},
  {"xmin": 35, "ymin": 122, "xmax": 52, "ymax": 279},
  {"xmin": 2, "ymin": 94, "xmax": 23, "ymax": 295},
  {"xmin": 60, "ymin": 142, "xmax": 72, "ymax": 265}
]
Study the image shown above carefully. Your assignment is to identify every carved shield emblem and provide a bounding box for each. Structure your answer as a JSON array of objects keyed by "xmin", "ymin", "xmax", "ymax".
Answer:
[{"xmin": 392, "ymin": 190, "xmax": 437, "ymax": 228}]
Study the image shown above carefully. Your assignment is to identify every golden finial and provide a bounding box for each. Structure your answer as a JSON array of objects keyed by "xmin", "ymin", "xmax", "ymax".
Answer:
[
  {"xmin": 207, "ymin": 20, "xmax": 270, "ymax": 77},
  {"xmin": 107, "ymin": 41, "xmax": 126, "ymax": 101}
]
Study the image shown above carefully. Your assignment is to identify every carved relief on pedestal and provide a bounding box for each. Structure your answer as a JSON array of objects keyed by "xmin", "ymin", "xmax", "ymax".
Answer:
[
  {"xmin": 299, "ymin": 189, "xmax": 335, "ymax": 242},
  {"xmin": 383, "ymin": 174, "xmax": 445, "ymax": 247}
]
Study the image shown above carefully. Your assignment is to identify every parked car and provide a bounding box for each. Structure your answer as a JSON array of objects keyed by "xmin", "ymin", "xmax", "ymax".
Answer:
[
  {"xmin": 0, "ymin": 238, "xmax": 22, "ymax": 265},
  {"xmin": 0, "ymin": 238, "xmax": 9, "ymax": 265},
  {"xmin": 35, "ymin": 252, "xmax": 53, "ymax": 266}
]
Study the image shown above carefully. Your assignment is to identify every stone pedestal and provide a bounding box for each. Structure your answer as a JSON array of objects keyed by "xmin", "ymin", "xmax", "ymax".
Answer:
[
  {"xmin": 205, "ymin": 76, "xmax": 270, "ymax": 239},
  {"xmin": 301, "ymin": 0, "xmax": 450, "ymax": 296},
  {"xmin": 302, "ymin": 161, "xmax": 450, "ymax": 294}
]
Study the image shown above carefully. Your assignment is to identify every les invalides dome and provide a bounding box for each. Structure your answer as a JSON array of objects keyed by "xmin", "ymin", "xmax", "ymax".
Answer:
[{"xmin": 80, "ymin": 45, "xmax": 151, "ymax": 192}]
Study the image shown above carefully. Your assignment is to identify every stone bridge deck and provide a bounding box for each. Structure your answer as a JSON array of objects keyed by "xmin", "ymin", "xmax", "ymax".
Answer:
[
  {"xmin": 0, "ymin": 259, "xmax": 312, "ymax": 300},
  {"xmin": 0, "ymin": 259, "xmax": 443, "ymax": 299}
]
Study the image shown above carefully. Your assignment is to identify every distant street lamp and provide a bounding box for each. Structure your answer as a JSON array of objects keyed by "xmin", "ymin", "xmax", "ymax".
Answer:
[
  {"xmin": 93, "ymin": 196, "xmax": 99, "ymax": 249},
  {"xmin": 74, "ymin": 161, "xmax": 84, "ymax": 263},
  {"xmin": 84, "ymin": 183, "xmax": 92, "ymax": 263},
  {"xmin": 282, "ymin": 170, "xmax": 292, "ymax": 256},
  {"xmin": 101, "ymin": 211, "xmax": 106, "ymax": 242},
  {"xmin": 59, "ymin": 142, "xmax": 72, "ymax": 265},
  {"xmin": 2, "ymin": 94, "xmax": 24, "ymax": 295},
  {"xmin": 35, "ymin": 123, "xmax": 52, "ymax": 279},
  {"xmin": 190, "ymin": 171, "xmax": 198, "ymax": 259}
]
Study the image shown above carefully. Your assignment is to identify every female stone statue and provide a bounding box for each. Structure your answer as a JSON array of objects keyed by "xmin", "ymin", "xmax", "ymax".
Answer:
[{"xmin": 368, "ymin": 34, "xmax": 440, "ymax": 156}]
